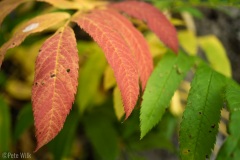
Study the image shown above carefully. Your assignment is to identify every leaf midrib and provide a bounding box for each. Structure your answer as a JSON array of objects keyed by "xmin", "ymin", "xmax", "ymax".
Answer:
[{"xmin": 193, "ymin": 70, "xmax": 213, "ymax": 159}]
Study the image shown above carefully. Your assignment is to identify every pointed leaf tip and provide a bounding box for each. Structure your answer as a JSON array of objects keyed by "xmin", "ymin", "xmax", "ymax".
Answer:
[
  {"xmin": 32, "ymin": 26, "xmax": 79, "ymax": 151},
  {"xmin": 110, "ymin": 1, "xmax": 179, "ymax": 53}
]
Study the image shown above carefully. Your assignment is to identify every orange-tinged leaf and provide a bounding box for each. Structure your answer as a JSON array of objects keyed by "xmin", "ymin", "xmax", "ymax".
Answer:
[
  {"xmin": 0, "ymin": 0, "xmax": 29, "ymax": 27},
  {"xmin": 110, "ymin": 1, "xmax": 179, "ymax": 53},
  {"xmin": 73, "ymin": 10, "xmax": 139, "ymax": 118},
  {"xmin": 0, "ymin": 12, "xmax": 70, "ymax": 67},
  {"xmin": 32, "ymin": 26, "xmax": 79, "ymax": 151},
  {"xmin": 97, "ymin": 9, "xmax": 153, "ymax": 90}
]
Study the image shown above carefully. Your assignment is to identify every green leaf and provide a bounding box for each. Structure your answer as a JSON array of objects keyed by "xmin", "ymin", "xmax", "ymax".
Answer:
[
  {"xmin": 84, "ymin": 111, "xmax": 119, "ymax": 160},
  {"xmin": 216, "ymin": 84, "xmax": 240, "ymax": 160},
  {"xmin": 179, "ymin": 65, "xmax": 226, "ymax": 160},
  {"xmin": 198, "ymin": 35, "xmax": 231, "ymax": 77},
  {"xmin": 76, "ymin": 48, "xmax": 107, "ymax": 113},
  {"xmin": 0, "ymin": 97, "xmax": 11, "ymax": 153},
  {"xmin": 140, "ymin": 51, "xmax": 194, "ymax": 138},
  {"xmin": 13, "ymin": 103, "xmax": 33, "ymax": 142},
  {"xmin": 48, "ymin": 108, "xmax": 79, "ymax": 159}
]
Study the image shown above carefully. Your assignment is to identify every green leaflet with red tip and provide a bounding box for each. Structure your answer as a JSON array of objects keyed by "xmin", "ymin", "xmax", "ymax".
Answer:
[
  {"xmin": 32, "ymin": 26, "xmax": 79, "ymax": 151},
  {"xmin": 109, "ymin": 1, "xmax": 179, "ymax": 53}
]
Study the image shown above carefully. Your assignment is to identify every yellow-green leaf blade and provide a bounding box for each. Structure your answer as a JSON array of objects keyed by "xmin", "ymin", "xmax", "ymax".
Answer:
[
  {"xmin": 77, "ymin": 47, "xmax": 107, "ymax": 113},
  {"xmin": 198, "ymin": 35, "xmax": 231, "ymax": 77},
  {"xmin": 113, "ymin": 86, "xmax": 124, "ymax": 120}
]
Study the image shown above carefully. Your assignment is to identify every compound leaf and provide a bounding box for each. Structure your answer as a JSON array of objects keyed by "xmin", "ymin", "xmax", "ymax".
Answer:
[
  {"xmin": 0, "ymin": 12, "xmax": 70, "ymax": 67},
  {"xmin": 217, "ymin": 84, "xmax": 240, "ymax": 160},
  {"xmin": 73, "ymin": 10, "xmax": 139, "ymax": 118},
  {"xmin": 32, "ymin": 26, "xmax": 79, "ymax": 151},
  {"xmin": 179, "ymin": 65, "xmax": 226, "ymax": 160},
  {"xmin": 140, "ymin": 51, "xmax": 194, "ymax": 138},
  {"xmin": 110, "ymin": 1, "xmax": 178, "ymax": 53}
]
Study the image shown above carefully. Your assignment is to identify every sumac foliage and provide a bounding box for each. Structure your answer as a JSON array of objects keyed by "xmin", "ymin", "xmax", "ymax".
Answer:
[{"xmin": 0, "ymin": 0, "xmax": 240, "ymax": 159}]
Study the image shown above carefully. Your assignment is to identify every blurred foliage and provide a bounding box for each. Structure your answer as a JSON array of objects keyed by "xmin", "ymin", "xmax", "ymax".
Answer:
[{"xmin": 0, "ymin": 0, "xmax": 239, "ymax": 159}]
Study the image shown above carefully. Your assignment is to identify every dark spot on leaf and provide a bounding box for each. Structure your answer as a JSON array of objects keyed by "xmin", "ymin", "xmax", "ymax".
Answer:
[
  {"xmin": 199, "ymin": 112, "xmax": 202, "ymax": 115},
  {"xmin": 35, "ymin": 82, "xmax": 38, "ymax": 86},
  {"xmin": 206, "ymin": 155, "xmax": 209, "ymax": 158},
  {"xmin": 59, "ymin": 31, "xmax": 62, "ymax": 34},
  {"xmin": 66, "ymin": 69, "xmax": 70, "ymax": 73},
  {"xmin": 39, "ymin": 49, "xmax": 42, "ymax": 52},
  {"xmin": 189, "ymin": 134, "xmax": 192, "ymax": 138},
  {"xmin": 50, "ymin": 74, "xmax": 56, "ymax": 78},
  {"xmin": 188, "ymin": 150, "xmax": 190, "ymax": 152},
  {"xmin": 230, "ymin": 153, "xmax": 234, "ymax": 157},
  {"xmin": 12, "ymin": 42, "xmax": 15, "ymax": 45},
  {"xmin": 209, "ymin": 130, "xmax": 212, "ymax": 133},
  {"xmin": 211, "ymin": 124, "xmax": 215, "ymax": 128},
  {"xmin": 41, "ymin": 81, "xmax": 45, "ymax": 85}
]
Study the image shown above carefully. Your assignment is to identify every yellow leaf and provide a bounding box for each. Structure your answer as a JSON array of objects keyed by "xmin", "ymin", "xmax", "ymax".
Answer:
[
  {"xmin": 37, "ymin": 0, "xmax": 82, "ymax": 9},
  {"xmin": 181, "ymin": 12, "xmax": 196, "ymax": 33},
  {"xmin": 178, "ymin": 30, "xmax": 198, "ymax": 56},
  {"xmin": 170, "ymin": 18, "xmax": 185, "ymax": 26},
  {"xmin": 145, "ymin": 32, "xmax": 167, "ymax": 58},
  {"xmin": 0, "ymin": 12, "xmax": 70, "ymax": 67},
  {"xmin": 37, "ymin": 0, "xmax": 107, "ymax": 10},
  {"xmin": 6, "ymin": 80, "xmax": 31, "ymax": 100},
  {"xmin": 113, "ymin": 86, "xmax": 124, "ymax": 120},
  {"xmin": 104, "ymin": 65, "xmax": 116, "ymax": 90},
  {"xmin": 170, "ymin": 90, "xmax": 184, "ymax": 116},
  {"xmin": 198, "ymin": 35, "xmax": 232, "ymax": 77}
]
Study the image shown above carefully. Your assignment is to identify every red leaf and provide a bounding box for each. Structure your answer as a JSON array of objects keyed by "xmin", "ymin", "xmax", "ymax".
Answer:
[
  {"xmin": 95, "ymin": 9, "xmax": 153, "ymax": 90},
  {"xmin": 109, "ymin": 1, "xmax": 179, "ymax": 53},
  {"xmin": 32, "ymin": 26, "xmax": 79, "ymax": 151},
  {"xmin": 72, "ymin": 10, "xmax": 139, "ymax": 118}
]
